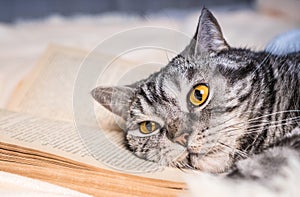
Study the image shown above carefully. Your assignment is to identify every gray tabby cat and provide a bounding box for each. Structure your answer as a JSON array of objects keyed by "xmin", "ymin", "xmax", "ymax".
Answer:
[{"xmin": 92, "ymin": 8, "xmax": 300, "ymax": 180}]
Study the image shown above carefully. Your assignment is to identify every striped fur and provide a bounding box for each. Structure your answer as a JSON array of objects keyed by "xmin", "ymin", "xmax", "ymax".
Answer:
[{"xmin": 92, "ymin": 8, "xmax": 300, "ymax": 178}]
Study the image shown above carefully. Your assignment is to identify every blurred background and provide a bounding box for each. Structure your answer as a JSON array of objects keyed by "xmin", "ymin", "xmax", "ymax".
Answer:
[
  {"xmin": 0, "ymin": 0, "xmax": 254, "ymax": 23},
  {"xmin": 0, "ymin": 0, "xmax": 299, "ymax": 23},
  {"xmin": 0, "ymin": 0, "xmax": 299, "ymax": 106}
]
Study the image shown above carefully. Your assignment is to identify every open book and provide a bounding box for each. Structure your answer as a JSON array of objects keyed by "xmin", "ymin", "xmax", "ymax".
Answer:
[{"xmin": 1, "ymin": 45, "xmax": 187, "ymax": 196}]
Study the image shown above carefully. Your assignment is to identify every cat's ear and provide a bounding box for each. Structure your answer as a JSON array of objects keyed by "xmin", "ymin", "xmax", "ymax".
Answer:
[
  {"xmin": 182, "ymin": 7, "xmax": 229, "ymax": 56},
  {"xmin": 91, "ymin": 86, "xmax": 134, "ymax": 119}
]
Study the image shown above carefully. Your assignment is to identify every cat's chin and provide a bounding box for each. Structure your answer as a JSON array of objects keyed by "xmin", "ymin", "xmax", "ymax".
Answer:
[{"xmin": 189, "ymin": 153, "xmax": 233, "ymax": 173}]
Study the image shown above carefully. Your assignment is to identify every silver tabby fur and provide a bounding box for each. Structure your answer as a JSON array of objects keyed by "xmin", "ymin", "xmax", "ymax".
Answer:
[{"xmin": 92, "ymin": 8, "xmax": 300, "ymax": 179}]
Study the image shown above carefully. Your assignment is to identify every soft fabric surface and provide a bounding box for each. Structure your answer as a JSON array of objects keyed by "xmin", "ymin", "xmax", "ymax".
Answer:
[{"xmin": 0, "ymin": 171, "xmax": 90, "ymax": 197}]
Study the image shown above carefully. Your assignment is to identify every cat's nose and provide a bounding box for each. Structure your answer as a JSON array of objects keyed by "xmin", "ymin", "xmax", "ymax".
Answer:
[{"xmin": 173, "ymin": 132, "xmax": 189, "ymax": 147}]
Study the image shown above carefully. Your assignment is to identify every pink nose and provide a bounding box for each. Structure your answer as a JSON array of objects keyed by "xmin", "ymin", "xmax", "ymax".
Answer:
[{"xmin": 174, "ymin": 133, "xmax": 189, "ymax": 146}]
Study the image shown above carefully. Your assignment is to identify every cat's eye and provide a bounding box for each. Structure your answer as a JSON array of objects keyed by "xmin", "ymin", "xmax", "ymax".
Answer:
[
  {"xmin": 189, "ymin": 83, "xmax": 209, "ymax": 107},
  {"xmin": 139, "ymin": 121, "xmax": 159, "ymax": 134}
]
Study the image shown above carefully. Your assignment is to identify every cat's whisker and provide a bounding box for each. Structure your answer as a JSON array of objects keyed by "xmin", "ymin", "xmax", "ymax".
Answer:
[
  {"xmin": 250, "ymin": 52, "xmax": 272, "ymax": 75},
  {"xmin": 206, "ymin": 114, "xmax": 300, "ymax": 138},
  {"xmin": 233, "ymin": 116, "xmax": 300, "ymax": 132},
  {"xmin": 246, "ymin": 110, "xmax": 300, "ymax": 122},
  {"xmin": 231, "ymin": 117, "xmax": 300, "ymax": 135},
  {"xmin": 216, "ymin": 141, "xmax": 248, "ymax": 158},
  {"xmin": 178, "ymin": 161, "xmax": 194, "ymax": 171},
  {"xmin": 213, "ymin": 118, "xmax": 300, "ymax": 154},
  {"xmin": 247, "ymin": 121, "xmax": 300, "ymax": 134},
  {"xmin": 168, "ymin": 158, "xmax": 192, "ymax": 172},
  {"xmin": 211, "ymin": 120, "xmax": 299, "ymax": 143},
  {"xmin": 209, "ymin": 110, "xmax": 300, "ymax": 131},
  {"xmin": 201, "ymin": 116, "xmax": 300, "ymax": 154}
]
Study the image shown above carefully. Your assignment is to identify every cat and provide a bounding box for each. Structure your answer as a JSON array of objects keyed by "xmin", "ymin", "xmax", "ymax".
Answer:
[{"xmin": 92, "ymin": 8, "xmax": 300, "ymax": 180}]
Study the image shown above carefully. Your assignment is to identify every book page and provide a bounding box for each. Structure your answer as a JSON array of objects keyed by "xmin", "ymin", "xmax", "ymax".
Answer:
[
  {"xmin": 6, "ymin": 45, "xmax": 117, "ymax": 122},
  {"xmin": 0, "ymin": 109, "xmax": 186, "ymax": 182},
  {"xmin": 7, "ymin": 44, "xmax": 161, "ymax": 121},
  {"xmin": 3, "ymin": 45, "xmax": 186, "ymax": 181},
  {"xmin": 6, "ymin": 44, "xmax": 162, "ymax": 128},
  {"xmin": 0, "ymin": 143, "xmax": 185, "ymax": 196}
]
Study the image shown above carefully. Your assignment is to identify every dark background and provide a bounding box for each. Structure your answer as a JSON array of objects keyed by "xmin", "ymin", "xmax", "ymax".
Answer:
[{"xmin": 0, "ymin": 0, "xmax": 253, "ymax": 23}]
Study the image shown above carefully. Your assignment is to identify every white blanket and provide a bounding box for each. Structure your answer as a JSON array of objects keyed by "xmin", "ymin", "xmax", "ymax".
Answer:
[{"xmin": 0, "ymin": 171, "xmax": 90, "ymax": 197}]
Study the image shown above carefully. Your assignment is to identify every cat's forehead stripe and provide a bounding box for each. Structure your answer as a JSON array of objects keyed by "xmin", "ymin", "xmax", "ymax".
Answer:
[
  {"xmin": 139, "ymin": 86, "xmax": 155, "ymax": 105},
  {"xmin": 135, "ymin": 71, "xmax": 192, "ymax": 114}
]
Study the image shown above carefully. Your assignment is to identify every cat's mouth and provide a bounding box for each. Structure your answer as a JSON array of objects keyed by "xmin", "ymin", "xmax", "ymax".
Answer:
[
  {"xmin": 172, "ymin": 152, "xmax": 210, "ymax": 171},
  {"xmin": 172, "ymin": 150, "xmax": 207, "ymax": 170},
  {"xmin": 172, "ymin": 147, "xmax": 231, "ymax": 173},
  {"xmin": 188, "ymin": 151, "xmax": 233, "ymax": 173}
]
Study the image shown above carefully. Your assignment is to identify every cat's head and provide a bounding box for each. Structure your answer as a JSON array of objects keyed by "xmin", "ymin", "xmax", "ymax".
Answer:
[{"xmin": 92, "ymin": 8, "xmax": 256, "ymax": 173}]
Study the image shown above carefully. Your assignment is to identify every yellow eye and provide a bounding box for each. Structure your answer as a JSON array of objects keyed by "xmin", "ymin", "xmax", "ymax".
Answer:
[
  {"xmin": 139, "ymin": 121, "xmax": 159, "ymax": 134},
  {"xmin": 189, "ymin": 84, "xmax": 209, "ymax": 107}
]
